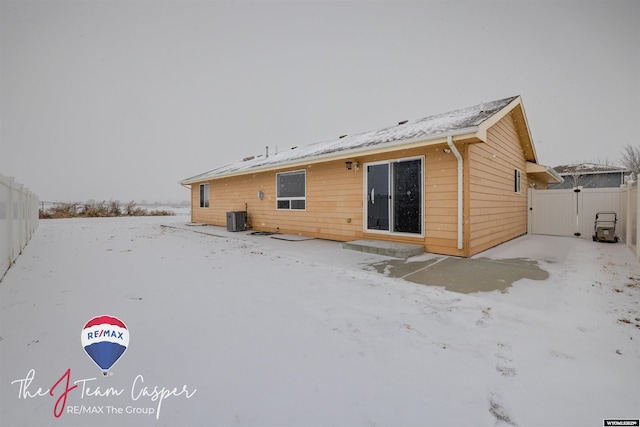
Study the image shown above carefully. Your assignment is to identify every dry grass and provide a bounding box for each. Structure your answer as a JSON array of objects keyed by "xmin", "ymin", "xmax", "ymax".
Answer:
[{"xmin": 39, "ymin": 200, "xmax": 174, "ymax": 219}]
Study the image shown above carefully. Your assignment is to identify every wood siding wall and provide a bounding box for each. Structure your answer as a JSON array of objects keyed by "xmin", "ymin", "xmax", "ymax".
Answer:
[
  {"xmin": 423, "ymin": 146, "xmax": 461, "ymax": 256},
  {"xmin": 466, "ymin": 112, "xmax": 529, "ymax": 256},
  {"xmin": 191, "ymin": 145, "xmax": 462, "ymax": 255},
  {"xmin": 528, "ymin": 175, "xmax": 550, "ymax": 190},
  {"xmin": 191, "ymin": 160, "xmax": 364, "ymax": 241},
  {"xmin": 190, "ymin": 115, "xmax": 532, "ymax": 257}
]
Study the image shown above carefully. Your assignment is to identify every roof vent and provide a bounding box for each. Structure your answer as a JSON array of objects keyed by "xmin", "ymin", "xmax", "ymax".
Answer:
[
  {"xmin": 243, "ymin": 156, "xmax": 255, "ymax": 162},
  {"xmin": 339, "ymin": 134, "xmax": 347, "ymax": 139},
  {"xmin": 291, "ymin": 146, "xmax": 298, "ymax": 150},
  {"xmin": 398, "ymin": 120, "xmax": 408, "ymax": 125}
]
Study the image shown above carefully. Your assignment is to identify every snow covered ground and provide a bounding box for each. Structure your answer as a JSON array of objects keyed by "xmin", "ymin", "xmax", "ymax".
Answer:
[{"xmin": 1, "ymin": 216, "xmax": 638, "ymax": 427}]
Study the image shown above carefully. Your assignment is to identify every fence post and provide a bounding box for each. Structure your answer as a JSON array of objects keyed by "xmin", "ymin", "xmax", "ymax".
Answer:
[
  {"xmin": 31, "ymin": 191, "xmax": 38, "ymax": 239},
  {"xmin": 7, "ymin": 176, "xmax": 15, "ymax": 265},
  {"xmin": 17, "ymin": 183, "xmax": 25, "ymax": 254},
  {"xmin": 527, "ymin": 187, "xmax": 533, "ymax": 235},
  {"xmin": 636, "ymin": 180, "xmax": 640, "ymax": 262},
  {"xmin": 0, "ymin": 174, "xmax": 38, "ymax": 281},
  {"xmin": 626, "ymin": 181, "xmax": 632, "ymax": 248}
]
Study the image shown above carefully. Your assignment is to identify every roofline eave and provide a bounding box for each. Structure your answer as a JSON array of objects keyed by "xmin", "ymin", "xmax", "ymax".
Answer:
[
  {"xmin": 526, "ymin": 161, "xmax": 564, "ymax": 184},
  {"xmin": 179, "ymin": 127, "xmax": 480, "ymax": 185},
  {"xmin": 477, "ymin": 96, "xmax": 538, "ymax": 162},
  {"xmin": 559, "ymin": 169, "xmax": 631, "ymax": 177}
]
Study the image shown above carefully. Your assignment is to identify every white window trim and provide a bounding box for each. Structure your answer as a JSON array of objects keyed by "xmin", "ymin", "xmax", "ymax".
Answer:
[
  {"xmin": 199, "ymin": 183, "xmax": 210, "ymax": 208},
  {"xmin": 276, "ymin": 169, "xmax": 306, "ymax": 211},
  {"xmin": 514, "ymin": 169, "xmax": 522, "ymax": 194}
]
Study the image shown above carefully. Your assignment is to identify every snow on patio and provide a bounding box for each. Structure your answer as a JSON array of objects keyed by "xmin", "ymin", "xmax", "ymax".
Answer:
[{"xmin": 1, "ymin": 216, "xmax": 638, "ymax": 426}]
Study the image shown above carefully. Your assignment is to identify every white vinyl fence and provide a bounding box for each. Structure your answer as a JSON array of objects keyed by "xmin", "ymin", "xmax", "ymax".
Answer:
[
  {"xmin": 623, "ymin": 180, "xmax": 638, "ymax": 260},
  {"xmin": 0, "ymin": 174, "xmax": 39, "ymax": 280},
  {"xmin": 528, "ymin": 180, "xmax": 640, "ymax": 261}
]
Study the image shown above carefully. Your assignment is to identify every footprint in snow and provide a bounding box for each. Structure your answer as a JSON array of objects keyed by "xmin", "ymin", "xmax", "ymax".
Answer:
[
  {"xmin": 495, "ymin": 342, "xmax": 517, "ymax": 378},
  {"xmin": 476, "ymin": 306, "xmax": 493, "ymax": 327},
  {"xmin": 488, "ymin": 389, "xmax": 517, "ymax": 426}
]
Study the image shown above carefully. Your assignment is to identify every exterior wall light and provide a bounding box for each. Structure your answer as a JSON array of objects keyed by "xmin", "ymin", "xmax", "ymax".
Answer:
[{"xmin": 345, "ymin": 161, "xmax": 359, "ymax": 171}]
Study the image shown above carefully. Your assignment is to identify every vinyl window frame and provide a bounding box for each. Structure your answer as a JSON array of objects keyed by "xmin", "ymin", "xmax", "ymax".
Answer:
[
  {"xmin": 199, "ymin": 183, "xmax": 210, "ymax": 208},
  {"xmin": 363, "ymin": 155, "xmax": 425, "ymax": 237},
  {"xmin": 276, "ymin": 170, "xmax": 306, "ymax": 210},
  {"xmin": 514, "ymin": 169, "xmax": 522, "ymax": 194}
]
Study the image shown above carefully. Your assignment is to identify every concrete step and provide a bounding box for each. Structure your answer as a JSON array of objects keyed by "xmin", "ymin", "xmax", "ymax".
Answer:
[{"xmin": 342, "ymin": 239, "xmax": 425, "ymax": 259}]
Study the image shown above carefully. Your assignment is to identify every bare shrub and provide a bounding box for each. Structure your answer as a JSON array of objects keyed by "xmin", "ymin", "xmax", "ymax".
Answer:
[
  {"xmin": 80, "ymin": 201, "xmax": 108, "ymax": 217},
  {"xmin": 147, "ymin": 209, "xmax": 175, "ymax": 216},
  {"xmin": 621, "ymin": 144, "xmax": 640, "ymax": 177},
  {"xmin": 40, "ymin": 200, "xmax": 175, "ymax": 218},
  {"xmin": 125, "ymin": 201, "xmax": 147, "ymax": 216},
  {"xmin": 108, "ymin": 200, "xmax": 121, "ymax": 216},
  {"xmin": 48, "ymin": 203, "xmax": 78, "ymax": 219}
]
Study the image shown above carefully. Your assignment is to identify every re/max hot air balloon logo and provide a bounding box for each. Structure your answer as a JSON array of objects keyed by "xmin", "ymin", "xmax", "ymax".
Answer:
[
  {"xmin": 10, "ymin": 315, "xmax": 197, "ymax": 421},
  {"xmin": 81, "ymin": 315, "xmax": 129, "ymax": 375}
]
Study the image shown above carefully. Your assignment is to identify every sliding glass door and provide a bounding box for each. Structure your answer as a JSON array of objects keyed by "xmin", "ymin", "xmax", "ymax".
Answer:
[
  {"xmin": 366, "ymin": 163, "xmax": 390, "ymax": 230},
  {"xmin": 366, "ymin": 157, "xmax": 423, "ymax": 235}
]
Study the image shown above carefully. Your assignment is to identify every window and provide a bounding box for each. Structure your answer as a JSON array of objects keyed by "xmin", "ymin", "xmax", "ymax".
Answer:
[
  {"xmin": 514, "ymin": 169, "xmax": 521, "ymax": 194},
  {"xmin": 276, "ymin": 170, "xmax": 305, "ymax": 210},
  {"xmin": 199, "ymin": 183, "xmax": 210, "ymax": 208}
]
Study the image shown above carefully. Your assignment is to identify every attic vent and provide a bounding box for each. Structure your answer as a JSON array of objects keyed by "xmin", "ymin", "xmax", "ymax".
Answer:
[
  {"xmin": 243, "ymin": 156, "xmax": 255, "ymax": 162},
  {"xmin": 339, "ymin": 134, "xmax": 347, "ymax": 138},
  {"xmin": 398, "ymin": 120, "xmax": 408, "ymax": 125}
]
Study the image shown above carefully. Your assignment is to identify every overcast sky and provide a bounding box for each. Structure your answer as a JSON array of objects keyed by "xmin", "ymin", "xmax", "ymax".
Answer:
[{"xmin": 1, "ymin": 0, "xmax": 638, "ymax": 203}]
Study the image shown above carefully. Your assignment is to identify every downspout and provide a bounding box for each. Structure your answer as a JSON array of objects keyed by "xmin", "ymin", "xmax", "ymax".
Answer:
[{"xmin": 447, "ymin": 136, "xmax": 463, "ymax": 250}]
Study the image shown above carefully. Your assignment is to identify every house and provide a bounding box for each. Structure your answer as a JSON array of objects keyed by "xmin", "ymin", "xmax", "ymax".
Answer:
[
  {"xmin": 548, "ymin": 163, "xmax": 631, "ymax": 189},
  {"xmin": 180, "ymin": 95, "xmax": 562, "ymax": 257}
]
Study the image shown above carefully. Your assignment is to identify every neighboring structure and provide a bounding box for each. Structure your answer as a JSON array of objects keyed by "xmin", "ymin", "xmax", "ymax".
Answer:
[
  {"xmin": 180, "ymin": 96, "xmax": 562, "ymax": 257},
  {"xmin": 548, "ymin": 163, "xmax": 631, "ymax": 189}
]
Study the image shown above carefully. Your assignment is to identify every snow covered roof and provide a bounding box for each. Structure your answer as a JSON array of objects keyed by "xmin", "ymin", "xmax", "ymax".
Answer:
[
  {"xmin": 182, "ymin": 95, "xmax": 521, "ymax": 184},
  {"xmin": 553, "ymin": 163, "xmax": 630, "ymax": 175}
]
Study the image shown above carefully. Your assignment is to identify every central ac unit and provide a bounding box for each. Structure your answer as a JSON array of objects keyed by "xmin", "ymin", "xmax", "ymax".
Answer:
[{"xmin": 226, "ymin": 211, "xmax": 247, "ymax": 232}]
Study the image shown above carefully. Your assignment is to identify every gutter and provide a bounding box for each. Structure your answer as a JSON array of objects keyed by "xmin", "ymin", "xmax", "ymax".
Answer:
[
  {"xmin": 447, "ymin": 135, "xmax": 464, "ymax": 250},
  {"xmin": 180, "ymin": 127, "xmax": 480, "ymax": 185},
  {"xmin": 525, "ymin": 162, "xmax": 564, "ymax": 184},
  {"xmin": 545, "ymin": 166, "xmax": 564, "ymax": 183}
]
